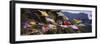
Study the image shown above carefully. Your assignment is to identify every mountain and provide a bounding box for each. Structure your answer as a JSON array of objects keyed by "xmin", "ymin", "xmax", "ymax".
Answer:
[{"xmin": 63, "ymin": 12, "xmax": 89, "ymax": 20}]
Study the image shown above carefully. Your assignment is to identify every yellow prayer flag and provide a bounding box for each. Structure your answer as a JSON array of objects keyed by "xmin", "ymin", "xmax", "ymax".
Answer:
[{"xmin": 40, "ymin": 11, "xmax": 49, "ymax": 16}]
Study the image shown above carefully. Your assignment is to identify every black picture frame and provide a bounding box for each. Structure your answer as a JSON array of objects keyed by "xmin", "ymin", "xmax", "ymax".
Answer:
[{"xmin": 10, "ymin": 1, "xmax": 97, "ymax": 43}]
